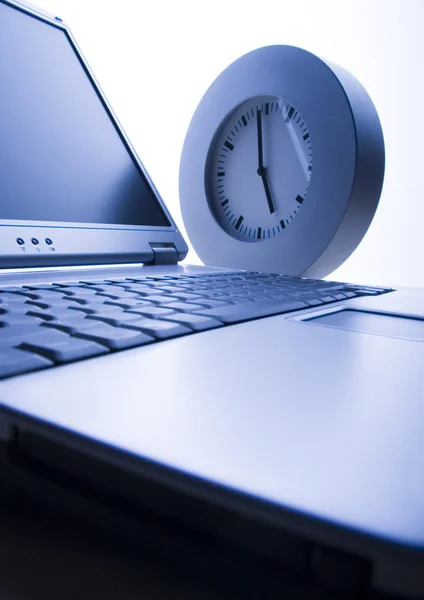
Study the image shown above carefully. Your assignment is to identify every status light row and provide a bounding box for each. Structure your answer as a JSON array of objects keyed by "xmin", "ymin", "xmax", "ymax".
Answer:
[{"xmin": 16, "ymin": 237, "xmax": 53, "ymax": 247}]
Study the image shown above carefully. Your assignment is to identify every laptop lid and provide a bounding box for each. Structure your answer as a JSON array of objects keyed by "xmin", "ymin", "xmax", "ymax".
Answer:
[{"xmin": 0, "ymin": 0, "xmax": 188, "ymax": 270}]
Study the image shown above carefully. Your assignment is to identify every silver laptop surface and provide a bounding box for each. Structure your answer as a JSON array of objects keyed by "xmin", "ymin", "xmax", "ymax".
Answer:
[{"xmin": 0, "ymin": 1, "xmax": 423, "ymax": 598}]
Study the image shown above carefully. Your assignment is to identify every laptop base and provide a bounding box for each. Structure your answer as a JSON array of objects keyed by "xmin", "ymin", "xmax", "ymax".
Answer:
[{"xmin": 1, "ymin": 428, "xmax": 382, "ymax": 600}]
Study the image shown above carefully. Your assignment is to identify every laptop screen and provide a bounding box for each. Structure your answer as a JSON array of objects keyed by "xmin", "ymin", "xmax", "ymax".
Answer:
[{"xmin": 0, "ymin": 2, "xmax": 171, "ymax": 229}]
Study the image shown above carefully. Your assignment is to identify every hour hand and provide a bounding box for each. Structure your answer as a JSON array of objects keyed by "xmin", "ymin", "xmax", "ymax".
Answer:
[{"xmin": 261, "ymin": 170, "xmax": 276, "ymax": 214}]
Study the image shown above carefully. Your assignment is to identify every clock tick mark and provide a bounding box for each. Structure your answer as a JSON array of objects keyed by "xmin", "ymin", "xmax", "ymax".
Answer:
[
  {"xmin": 242, "ymin": 115, "xmax": 247, "ymax": 127},
  {"xmin": 257, "ymin": 227, "xmax": 262, "ymax": 240},
  {"xmin": 235, "ymin": 215, "xmax": 244, "ymax": 230},
  {"xmin": 280, "ymin": 219, "xmax": 286, "ymax": 229},
  {"xmin": 296, "ymin": 195, "xmax": 304, "ymax": 204},
  {"xmin": 284, "ymin": 106, "xmax": 295, "ymax": 122},
  {"xmin": 221, "ymin": 199, "xmax": 229, "ymax": 207}
]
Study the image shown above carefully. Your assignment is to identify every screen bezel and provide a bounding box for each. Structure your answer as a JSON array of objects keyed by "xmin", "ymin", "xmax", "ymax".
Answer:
[{"xmin": 0, "ymin": 0, "xmax": 188, "ymax": 268}]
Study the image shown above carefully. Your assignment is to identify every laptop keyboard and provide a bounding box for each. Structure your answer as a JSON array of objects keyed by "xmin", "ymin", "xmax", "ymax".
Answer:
[{"xmin": 0, "ymin": 272, "xmax": 392, "ymax": 380}]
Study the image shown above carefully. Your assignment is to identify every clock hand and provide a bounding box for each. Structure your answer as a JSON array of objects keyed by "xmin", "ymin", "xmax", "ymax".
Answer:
[
  {"xmin": 256, "ymin": 108, "xmax": 265, "ymax": 176},
  {"xmin": 261, "ymin": 170, "xmax": 276, "ymax": 214},
  {"xmin": 256, "ymin": 108, "xmax": 276, "ymax": 214}
]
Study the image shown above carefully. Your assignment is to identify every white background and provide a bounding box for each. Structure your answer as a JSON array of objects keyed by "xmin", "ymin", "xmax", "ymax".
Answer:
[{"xmin": 29, "ymin": 0, "xmax": 424, "ymax": 288}]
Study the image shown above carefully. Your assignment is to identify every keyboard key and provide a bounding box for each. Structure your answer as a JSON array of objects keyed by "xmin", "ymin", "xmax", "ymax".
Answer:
[
  {"xmin": 101, "ymin": 279, "xmax": 129, "ymax": 284},
  {"xmin": 95, "ymin": 290, "xmax": 141, "ymax": 301},
  {"xmin": 0, "ymin": 293, "xmax": 28, "ymax": 303},
  {"xmin": 164, "ymin": 292, "xmax": 208, "ymax": 302},
  {"xmin": 16, "ymin": 290, "xmax": 70, "ymax": 301},
  {"xmin": 192, "ymin": 299, "xmax": 309, "ymax": 324},
  {"xmin": 122, "ymin": 284, "xmax": 155, "ymax": 293},
  {"xmin": 0, "ymin": 302, "xmax": 34, "ymax": 314},
  {"xmin": 87, "ymin": 311, "xmax": 143, "ymax": 326},
  {"xmin": 357, "ymin": 286, "xmax": 390, "ymax": 293},
  {"xmin": 125, "ymin": 306, "xmax": 177, "ymax": 319},
  {"xmin": 132, "ymin": 289, "xmax": 166, "ymax": 297},
  {"xmin": 319, "ymin": 296, "xmax": 338, "ymax": 303},
  {"xmin": 302, "ymin": 298, "xmax": 325, "ymax": 307},
  {"xmin": 74, "ymin": 324, "xmax": 154, "ymax": 350},
  {"xmin": 42, "ymin": 318, "xmax": 99, "ymax": 335},
  {"xmin": 54, "ymin": 286, "xmax": 100, "ymax": 296},
  {"xmin": 104, "ymin": 298, "xmax": 155, "ymax": 310},
  {"xmin": 0, "ymin": 348, "xmax": 53, "ymax": 379},
  {"xmin": 161, "ymin": 301, "xmax": 217, "ymax": 313},
  {"xmin": 202, "ymin": 291, "xmax": 233, "ymax": 298},
  {"xmin": 27, "ymin": 307, "xmax": 87, "ymax": 321},
  {"xmin": 83, "ymin": 284, "xmax": 134, "ymax": 296},
  {"xmin": 152, "ymin": 287, "xmax": 196, "ymax": 295},
  {"xmin": 314, "ymin": 285, "xmax": 347, "ymax": 293},
  {"xmin": 161, "ymin": 313, "xmax": 223, "ymax": 332},
  {"xmin": 0, "ymin": 313, "xmax": 44, "ymax": 327},
  {"xmin": 21, "ymin": 283, "xmax": 74, "ymax": 296},
  {"xmin": 20, "ymin": 335, "xmax": 107, "ymax": 364},
  {"xmin": 68, "ymin": 295, "xmax": 110, "ymax": 305},
  {"xmin": 351, "ymin": 289, "xmax": 380, "ymax": 296},
  {"xmin": 142, "ymin": 295, "xmax": 179, "ymax": 305},
  {"xmin": 26, "ymin": 297, "xmax": 80, "ymax": 309},
  {"xmin": 0, "ymin": 323, "xmax": 45, "ymax": 347},
  {"xmin": 0, "ymin": 286, "xmax": 29, "ymax": 293},
  {"xmin": 192, "ymin": 299, "xmax": 235, "ymax": 309},
  {"xmin": 11, "ymin": 328, "xmax": 69, "ymax": 344},
  {"xmin": 122, "ymin": 318, "xmax": 190, "ymax": 339},
  {"xmin": 68, "ymin": 303, "xmax": 124, "ymax": 315}
]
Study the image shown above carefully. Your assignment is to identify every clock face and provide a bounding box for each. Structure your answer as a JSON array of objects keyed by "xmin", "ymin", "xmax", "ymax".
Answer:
[{"xmin": 206, "ymin": 95, "xmax": 312, "ymax": 242}]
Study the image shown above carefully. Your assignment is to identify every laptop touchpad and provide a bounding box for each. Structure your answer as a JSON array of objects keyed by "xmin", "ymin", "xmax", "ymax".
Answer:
[{"xmin": 302, "ymin": 309, "xmax": 424, "ymax": 341}]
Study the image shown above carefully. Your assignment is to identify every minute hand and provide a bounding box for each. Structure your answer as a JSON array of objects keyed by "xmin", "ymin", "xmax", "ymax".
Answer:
[
  {"xmin": 256, "ymin": 108, "xmax": 276, "ymax": 214},
  {"xmin": 256, "ymin": 108, "xmax": 265, "ymax": 176}
]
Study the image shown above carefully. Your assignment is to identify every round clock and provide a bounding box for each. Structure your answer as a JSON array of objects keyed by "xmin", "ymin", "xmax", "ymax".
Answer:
[{"xmin": 179, "ymin": 45, "xmax": 385, "ymax": 278}]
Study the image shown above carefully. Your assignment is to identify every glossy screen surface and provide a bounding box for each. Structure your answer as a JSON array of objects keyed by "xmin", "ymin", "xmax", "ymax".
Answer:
[{"xmin": 0, "ymin": 2, "xmax": 170, "ymax": 228}]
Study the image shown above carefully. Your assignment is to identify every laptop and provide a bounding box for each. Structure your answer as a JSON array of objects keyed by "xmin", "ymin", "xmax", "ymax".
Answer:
[{"xmin": 0, "ymin": 1, "xmax": 423, "ymax": 598}]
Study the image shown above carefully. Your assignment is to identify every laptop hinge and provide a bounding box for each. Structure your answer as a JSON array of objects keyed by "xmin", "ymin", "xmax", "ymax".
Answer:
[{"xmin": 148, "ymin": 243, "xmax": 179, "ymax": 266}]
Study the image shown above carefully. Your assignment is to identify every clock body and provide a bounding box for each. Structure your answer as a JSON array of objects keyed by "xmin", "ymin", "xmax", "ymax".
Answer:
[{"xmin": 179, "ymin": 45, "xmax": 385, "ymax": 278}]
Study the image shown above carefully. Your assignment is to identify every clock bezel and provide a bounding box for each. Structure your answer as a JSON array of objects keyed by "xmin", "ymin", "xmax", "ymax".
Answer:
[{"xmin": 179, "ymin": 45, "xmax": 385, "ymax": 278}]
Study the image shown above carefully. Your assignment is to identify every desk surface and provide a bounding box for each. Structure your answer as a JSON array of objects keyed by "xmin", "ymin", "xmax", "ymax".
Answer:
[{"xmin": 0, "ymin": 507, "xmax": 226, "ymax": 600}]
